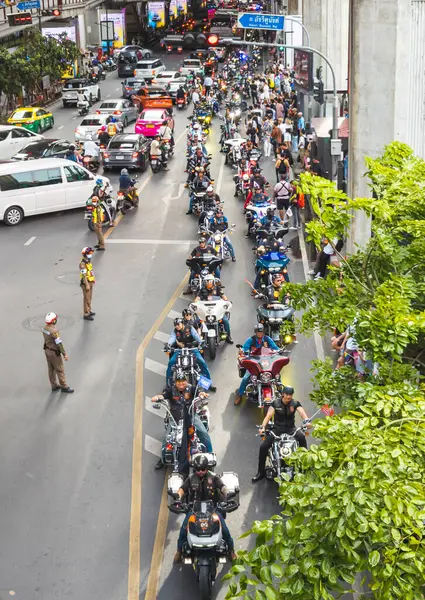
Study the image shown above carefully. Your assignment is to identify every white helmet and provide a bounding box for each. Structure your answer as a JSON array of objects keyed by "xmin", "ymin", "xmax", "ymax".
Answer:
[
  {"xmin": 204, "ymin": 274, "xmax": 215, "ymax": 284},
  {"xmin": 207, "ymin": 185, "xmax": 214, "ymax": 192},
  {"xmin": 193, "ymin": 123, "xmax": 201, "ymax": 130},
  {"xmin": 45, "ymin": 312, "xmax": 58, "ymax": 324},
  {"xmin": 242, "ymin": 174, "xmax": 249, "ymax": 181}
]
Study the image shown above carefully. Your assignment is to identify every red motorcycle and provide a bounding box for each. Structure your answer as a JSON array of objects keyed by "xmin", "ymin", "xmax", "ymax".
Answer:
[{"xmin": 236, "ymin": 346, "xmax": 289, "ymax": 410}]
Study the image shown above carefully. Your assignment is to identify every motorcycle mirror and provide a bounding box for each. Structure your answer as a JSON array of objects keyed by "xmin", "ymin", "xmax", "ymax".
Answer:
[
  {"xmin": 152, "ymin": 403, "xmax": 161, "ymax": 409},
  {"xmin": 236, "ymin": 344, "xmax": 242, "ymax": 349},
  {"xmin": 232, "ymin": 224, "xmax": 236, "ymax": 228}
]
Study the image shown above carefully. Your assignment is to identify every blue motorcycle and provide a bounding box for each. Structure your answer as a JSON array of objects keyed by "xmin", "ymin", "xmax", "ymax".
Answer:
[{"xmin": 255, "ymin": 250, "xmax": 290, "ymax": 288}]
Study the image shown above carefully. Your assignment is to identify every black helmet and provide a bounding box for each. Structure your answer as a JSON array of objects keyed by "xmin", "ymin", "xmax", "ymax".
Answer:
[
  {"xmin": 182, "ymin": 308, "xmax": 192, "ymax": 318},
  {"xmin": 282, "ymin": 386, "xmax": 294, "ymax": 395},
  {"xmin": 254, "ymin": 323, "xmax": 265, "ymax": 333},
  {"xmin": 193, "ymin": 454, "xmax": 209, "ymax": 471},
  {"xmin": 266, "ymin": 208, "xmax": 274, "ymax": 218},
  {"xmin": 175, "ymin": 370, "xmax": 187, "ymax": 381},
  {"xmin": 174, "ymin": 317, "xmax": 184, "ymax": 327}
]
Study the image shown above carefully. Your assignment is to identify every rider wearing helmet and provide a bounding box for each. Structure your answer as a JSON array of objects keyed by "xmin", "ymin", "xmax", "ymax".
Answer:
[
  {"xmin": 106, "ymin": 115, "xmax": 119, "ymax": 136},
  {"xmin": 184, "ymin": 237, "xmax": 219, "ymax": 293},
  {"xmin": 79, "ymin": 247, "xmax": 96, "ymax": 320},
  {"xmin": 234, "ymin": 324, "xmax": 279, "ymax": 405},
  {"xmin": 194, "ymin": 274, "xmax": 233, "ymax": 343},
  {"xmin": 174, "ymin": 453, "xmax": 237, "ymax": 563},
  {"xmin": 166, "ymin": 318, "xmax": 215, "ymax": 390},
  {"xmin": 119, "ymin": 168, "xmax": 139, "ymax": 206},
  {"xmin": 151, "ymin": 371, "xmax": 212, "ymax": 470},
  {"xmin": 208, "ymin": 206, "xmax": 236, "ymax": 262},
  {"xmin": 65, "ymin": 143, "xmax": 80, "ymax": 163},
  {"xmin": 98, "ymin": 124, "xmax": 110, "ymax": 147},
  {"xmin": 253, "ymin": 386, "xmax": 311, "ymax": 482},
  {"xmin": 186, "ymin": 168, "xmax": 211, "ymax": 214},
  {"xmin": 260, "ymin": 206, "xmax": 282, "ymax": 227},
  {"xmin": 42, "ymin": 312, "xmax": 74, "ymax": 393},
  {"xmin": 182, "ymin": 307, "xmax": 201, "ymax": 335}
]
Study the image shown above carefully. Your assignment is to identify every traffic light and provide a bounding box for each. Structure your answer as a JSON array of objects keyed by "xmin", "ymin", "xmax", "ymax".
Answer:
[
  {"xmin": 313, "ymin": 80, "xmax": 324, "ymax": 105},
  {"xmin": 8, "ymin": 12, "xmax": 32, "ymax": 26},
  {"xmin": 41, "ymin": 8, "xmax": 61, "ymax": 16},
  {"xmin": 207, "ymin": 33, "xmax": 219, "ymax": 46}
]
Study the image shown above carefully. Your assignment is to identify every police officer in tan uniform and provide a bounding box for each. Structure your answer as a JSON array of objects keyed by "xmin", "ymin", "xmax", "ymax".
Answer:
[
  {"xmin": 91, "ymin": 196, "xmax": 105, "ymax": 251},
  {"xmin": 79, "ymin": 247, "xmax": 96, "ymax": 321},
  {"xmin": 42, "ymin": 312, "xmax": 74, "ymax": 393}
]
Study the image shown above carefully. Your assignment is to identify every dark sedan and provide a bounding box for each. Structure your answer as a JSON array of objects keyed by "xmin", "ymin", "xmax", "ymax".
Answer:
[
  {"xmin": 102, "ymin": 133, "xmax": 151, "ymax": 171},
  {"xmin": 11, "ymin": 138, "xmax": 72, "ymax": 161},
  {"xmin": 121, "ymin": 77, "xmax": 146, "ymax": 99}
]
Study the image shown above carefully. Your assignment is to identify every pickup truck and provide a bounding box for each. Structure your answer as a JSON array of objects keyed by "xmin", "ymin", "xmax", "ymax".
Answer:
[
  {"xmin": 179, "ymin": 58, "xmax": 204, "ymax": 77},
  {"xmin": 131, "ymin": 85, "xmax": 173, "ymax": 111},
  {"xmin": 62, "ymin": 78, "xmax": 101, "ymax": 107}
]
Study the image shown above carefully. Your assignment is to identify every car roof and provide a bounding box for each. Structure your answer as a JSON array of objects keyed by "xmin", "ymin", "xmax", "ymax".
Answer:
[
  {"xmin": 80, "ymin": 113, "xmax": 108, "ymax": 121},
  {"xmin": 125, "ymin": 78, "xmax": 145, "ymax": 83},
  {"xmin": 184, "ymin": 58, "xmax": 201, "ymax": 63},
  {"xmin": 0, "ymin": 157, "xmax": 93, "ymax": 173},
  {"xmin": 137, "ymin": 59, "xmax": 156, "ymax": 64},
  {"xmin": 20, "ymin": 139, "xmax": 60, "ymax": 149},
  {"xmin": 141, "ymin": 109, "xmax": 165, "ymax": 118},
  {"xmin": 99, "ymin": 99, "xmax": 122, "ymax": 104},
  {"xmin": 0, "ymin": 124, "xmax": 29, "ymax": 131},
  {"xmin": 157, "ymin": 71, "xmax": 177, "ymax": 76}
]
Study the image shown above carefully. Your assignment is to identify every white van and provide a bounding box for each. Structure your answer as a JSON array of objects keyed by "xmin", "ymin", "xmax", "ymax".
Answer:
[
  {"xmin": 0, "ymin": 158, "xmax": 110, "ymax": 226},
  {"xmin": 133, "ymin": 58, "xmax": 166, "ymax": 81}
]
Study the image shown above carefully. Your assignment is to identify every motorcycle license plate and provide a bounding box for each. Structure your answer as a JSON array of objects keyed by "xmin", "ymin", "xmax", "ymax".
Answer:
[{"xmin": 207, "ymin": 329, "xmax": 216, "ymax": 337}]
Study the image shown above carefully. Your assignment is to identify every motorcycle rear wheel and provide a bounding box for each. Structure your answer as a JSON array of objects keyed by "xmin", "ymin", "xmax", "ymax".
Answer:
[
  {"xmin": 121, "ymin": 200, "xmax": 132, "ymax": 214},
  {"xmin": 198, "ymin": 565, "xmax": 213, "ymax": 600},
  {"xmin": 88, "ymin": 219, "xmax": 94, "ymax": 232},
  {"xmin": 208, "ymin": 336, "xmax": 216, "ymax": 360}
]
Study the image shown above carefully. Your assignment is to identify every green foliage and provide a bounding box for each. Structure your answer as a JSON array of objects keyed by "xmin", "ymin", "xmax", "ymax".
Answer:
[{"xmin": 226, "ymin": 143, "xmax": 425, "ymax": 599}]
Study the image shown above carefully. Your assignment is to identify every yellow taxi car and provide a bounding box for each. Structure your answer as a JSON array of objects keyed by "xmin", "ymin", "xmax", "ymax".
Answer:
[{"xmin": 7, "ymin": 107, "xmax": 54, "ymax": 134}]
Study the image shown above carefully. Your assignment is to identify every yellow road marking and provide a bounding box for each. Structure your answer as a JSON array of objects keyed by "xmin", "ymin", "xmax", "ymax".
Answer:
[
  {"xmin": 128, "ymin": 272, "xmax": 189, "ymax": 600},
  {"xmin": 144, "ymin": 476, "xmax": 170, "ymax": 599}
]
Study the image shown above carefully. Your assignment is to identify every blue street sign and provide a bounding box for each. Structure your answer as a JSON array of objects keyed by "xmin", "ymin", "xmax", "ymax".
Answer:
[
  {"xmin": 17, "ymin": 0, "xmax": 40, "ymax": 10},
  {"xmin": 237, "ymin": 12, "xmax": 284, "ymax": 31}
]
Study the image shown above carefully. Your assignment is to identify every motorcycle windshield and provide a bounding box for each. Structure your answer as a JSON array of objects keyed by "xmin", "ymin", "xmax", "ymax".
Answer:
[
  {"xmin": 259, "ymin": 305, "xmax": 293, "ymax": 319},
  {"xmin": 192, "ymin": 499, "xmax": 215, "ymax": 516}
]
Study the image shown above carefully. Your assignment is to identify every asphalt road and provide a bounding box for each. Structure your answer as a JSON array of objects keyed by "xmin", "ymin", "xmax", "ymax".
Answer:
[{"xmin": 0, "ymin": 51, "xmax": 320, "ymax": 600}]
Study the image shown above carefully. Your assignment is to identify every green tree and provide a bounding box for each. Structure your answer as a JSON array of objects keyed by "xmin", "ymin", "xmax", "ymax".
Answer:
[{"xmin": 225, "ymin": 142, "xmax": 425, "ymax": 600}]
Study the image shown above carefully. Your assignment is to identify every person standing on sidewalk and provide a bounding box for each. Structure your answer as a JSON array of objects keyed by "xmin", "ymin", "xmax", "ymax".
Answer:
[
  {"xmin": 42, "ymin": 313, "xmax": 74, "ymax": 393},
  {"xmin": 91, "ymin": 196, "xmax": 105, "ymax": 252},
  {"xmin": 79, "ymin": 247, "xmax": 96, "ymax": 321}
]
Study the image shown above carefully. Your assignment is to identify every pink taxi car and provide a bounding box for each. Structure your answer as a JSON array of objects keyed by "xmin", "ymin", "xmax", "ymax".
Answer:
[{"xmin": 135, "ymin": 108, "xmax": 168, "ymax": 137}]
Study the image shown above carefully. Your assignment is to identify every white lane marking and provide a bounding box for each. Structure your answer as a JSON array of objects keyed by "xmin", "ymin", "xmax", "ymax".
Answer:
[
  {"xmin": 167, "ymin": 309, "xmax": 181, "ymax": 320},
  {"xmin": 215, "ymin": 154, "xmax": 226, "ymax": 195},
  {"xmin": 115, "ymin": 87, "xmax": 120, "ymax": 91},
  {"xmin": 298, "ymin": 228, "xmax": 325, "ymax": 361},
  {"xmin": 58, "ymin": 125, "xmax": 64, "ymax": 130},
  {"xmin": 106, "ymin": 239, "xmax": 197, "ymax": 245},
  {"xmin": 144, "ymin": 434, "xmax": 162, "ymax": 457},
  {"xmin": 162, "ymin": 182, "xmax": 186, "ymax": 203},
  {"xmin": 24, "ymin": 236, "xmax": 36, "ymax": 246},
  {"xmin": 153, "ymin": 330, "xmax": 170, "ymax": 344},
  {"xmin": 145, "ymin": 396, "xmax": 165, "ymax": 418},
  {"xmin": 145, "ymin": 357, "xmax": 167, "ymax": 377},
  {"xmin": 106, "ymin": 94, "xmax": 111, "ymax": 97}
]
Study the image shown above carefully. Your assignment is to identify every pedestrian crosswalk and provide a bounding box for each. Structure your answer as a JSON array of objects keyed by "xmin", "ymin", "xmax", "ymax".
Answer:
[{"xmin": 145, "ymin": 357, "xmax": 167, "ymax": 377}]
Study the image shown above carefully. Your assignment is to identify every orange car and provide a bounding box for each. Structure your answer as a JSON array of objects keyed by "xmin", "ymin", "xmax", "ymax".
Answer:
[{"xmin": 131, "ymin": 86, "xmax": 173, "ymax": 111}]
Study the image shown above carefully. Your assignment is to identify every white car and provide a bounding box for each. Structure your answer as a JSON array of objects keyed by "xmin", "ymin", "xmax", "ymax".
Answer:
[
  {"xmin": 133, "ymin": 58, "xmax": 166, "ymax": 81},
  {"xmin": 62, "ymin": 78, "xmax": 101, "ymax": 107},
  {"xmin": 179, "ymin": 58, "xmax": 203, "ymax": 76},
  {"xmin": 0, "ymin": 125, "xmax": 44, "ymax": 160},
  {"xmin": 75, "ymin": 114, "xmax": 111, "ymax": 143},
  {"xmin": 152, "ymin": 71, "xmax": 184, "ymax": 85}
]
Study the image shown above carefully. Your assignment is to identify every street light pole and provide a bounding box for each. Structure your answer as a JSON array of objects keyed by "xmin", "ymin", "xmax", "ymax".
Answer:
[{"xmin": 232, "ymin": 39, "xmax": 340, "ymax": 183}]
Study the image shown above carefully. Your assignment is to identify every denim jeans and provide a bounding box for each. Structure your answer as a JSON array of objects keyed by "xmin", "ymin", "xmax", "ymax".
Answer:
[
  {"xmin": 238, "ymin": 371, "xmax": 250, "ymax": 396},
  {"xmin": 178, "ymin": 510, "xmax": 234, "ymax": 551},
  {"xmin": 292, "ymin": 204, "xmax": 300, "ymax": 228},
  {"xmin": 161, "ymin": 413, "xmax": 212, "ymax": 457},
  {"xmin": 166, "ymin": 350, "xmax": 211, "ymax": 386},
  {"xmin": 224, "ymin": 235, "xmax": 235, "ymax": 258},
  {"xmin": 291, "ymin": 135, "xmax": 298, "ymax": 153}
]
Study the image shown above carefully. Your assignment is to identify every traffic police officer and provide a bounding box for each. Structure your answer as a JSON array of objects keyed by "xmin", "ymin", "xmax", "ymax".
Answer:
[
  {"xmin": 91, "ymin": 196, "xmax": 105, "ymax": 251},
  {"xmin": 42, "ymin": 312, "xmax": 74, "ymax": 393},
  {"xmin": 79, "ymin": 247, "xmax": 96, "ymax": 320}
]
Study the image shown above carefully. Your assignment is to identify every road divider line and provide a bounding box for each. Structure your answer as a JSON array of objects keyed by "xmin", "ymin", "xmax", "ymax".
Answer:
[
  {"xmin": 128, "ymin": 272, "xmax": 189, "ymax": 600},
  {"xmin": 144, "ymin": 476, "xmax": 169, "ymax": 600},
  {"xmin": 24, "ymin": 236, "xmax": 36, "ymax": 246},
  {"xmin": 298, "ymin": 228, "xmax": 325, "ymax": 361},
  {"xmin": 216, "ymin": 154, "xmax": 226, "ymax": 195}
]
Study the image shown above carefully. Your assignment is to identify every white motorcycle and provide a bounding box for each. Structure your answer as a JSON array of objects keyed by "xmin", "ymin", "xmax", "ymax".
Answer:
[
  {"xmin": 190, "ymin": 298, "xmax": 232, "ymax": 360},
  {"xmin": 245, "ymin": 199, "xmax": 277, "ymax": 220},
  {"xmin": 224, "ymin": 137, "xmax": 246, "ymax": 166}
]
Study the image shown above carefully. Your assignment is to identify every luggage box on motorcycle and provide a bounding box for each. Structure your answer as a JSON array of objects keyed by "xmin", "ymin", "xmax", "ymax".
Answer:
[
  {"xmin": 190, "ymin": 452, "xmax": 217, "ymax": 468},
  {"xmin": 220, "ymin": 471, "xmax": 240, "ymax": 502},
  {"xmin": 167, "ymin": 472, "xmax": 185, "ymax": 499}
]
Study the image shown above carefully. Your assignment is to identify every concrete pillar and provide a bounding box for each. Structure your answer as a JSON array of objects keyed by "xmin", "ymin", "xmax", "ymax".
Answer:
[{"xmin": 347, "ymin": 0, "xmax": 411, "ymax": 251}]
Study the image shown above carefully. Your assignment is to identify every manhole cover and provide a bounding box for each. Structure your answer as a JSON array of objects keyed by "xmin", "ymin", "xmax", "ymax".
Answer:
[
  {"xmin": 22, "ymin": 314, "xmax": 75, "ymax": 332},
  {"xmin": 54, "ymin": 271, "xmax": 80, "ymax": 286}
]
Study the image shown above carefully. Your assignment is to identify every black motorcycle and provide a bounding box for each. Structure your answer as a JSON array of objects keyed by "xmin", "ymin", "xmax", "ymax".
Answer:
[
  {"xmin": 164, "ymin": 344, "xmax": 203, "ymax": 386},
  {"xmin": 185, "ymin": 254, "xmax": 223, "ymax": 294}
]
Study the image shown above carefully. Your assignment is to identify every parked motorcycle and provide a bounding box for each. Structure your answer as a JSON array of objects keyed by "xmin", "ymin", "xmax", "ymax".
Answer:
[
  {"xmin": 168, "ymin": 475, "xmax": 240, "ymax": 599},
  {"xmin": 190, "ymin": 298, "xmax": 232, "ymax": 360},
  {"xmin": 84, "ymin": 197, "xmax": 117, "ymax": 231},
  {"xmin": 186, "ymin": 255, "xmax": 223, "ymax": 294},
  {"xmin": 236, "ymin": 346, "xmax": 290, "ymax": 410}
]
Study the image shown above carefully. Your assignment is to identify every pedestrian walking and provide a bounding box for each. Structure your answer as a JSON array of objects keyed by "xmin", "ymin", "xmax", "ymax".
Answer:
[
  {"xmin": 91, "ymin": 196, "xmax": 105, "ymax": 251},
  {"xmin": 80, "ymin": 247, "xmax": 96, "ymax": 321},
  {"xmin": 42, "ymin": 313, "xmax": 74, "ymax": 393}
]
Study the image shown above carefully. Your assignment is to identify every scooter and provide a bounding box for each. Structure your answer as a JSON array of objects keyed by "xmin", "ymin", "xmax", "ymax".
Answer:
[
  {"xmin": 190, "ymin": 298, "xmax": 232, "ymax": 360},
  {"xmin": 77, "ymin": 99, "xmax": 91, "ymax": 116},
  {"xmin": 82, "ymin": 154, "xmax": 99, "ymax": 173},
  {"xmin": 117, "ymin": 181, "xmax": 139, "ymax": 213},
  {"xmin": 149, "ymin": 155, "xmax": 167, "ymax": 173}
]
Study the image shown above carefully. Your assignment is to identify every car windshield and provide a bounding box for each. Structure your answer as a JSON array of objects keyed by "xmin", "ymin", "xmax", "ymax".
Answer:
[
  {"xmin": 20, "ymin": 143, "xmax": 42, "ymax": 155},
  {"xmin": 0, "ymin": 130, "xmax": 9, "ymax": 141},
  {"xmin": 64, "ymin": 81, "xmax": 86, "ymax": 89},
  {"xmin": 156, "ymin": 73, "xmax": 173, "ymax": 78},
  {"xmin": 140, "ymin": 110, "xmax": 163, "ymax": 120},
  {"xmin": 12, "ymin": 110, "xmax": 33, "ymax": 119},
  {"xmin": 80, "ymin": 118, "xmax": 102, "ymax": 126},
  {"xmin": 109, "ymin": 141, "xmax": 136, "ymax": 149},
  {"xmin": 184, "ymin": 60, "xmax": 201, "ymax": 67},
  {"xmin": 99, "ymin": 102, "xmax": 119, "ymax": 109},
  {"xmin": 119, "ymin": 54, "xmax": 137, "ymax": 64},
  {"xmin": 126, "ymin": 80, "xmax": 144, "ymax": 87}
]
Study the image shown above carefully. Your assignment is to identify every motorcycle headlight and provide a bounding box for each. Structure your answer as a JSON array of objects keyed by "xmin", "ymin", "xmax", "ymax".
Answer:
[
  {"xmin": 214, "ymin": 235, "xmax": 221, "ymax": 242},
  {"xmin": 206, "ymin": 315, "xmax": 216, "ymax": 323},
  {"xmin": 235, "ymin": 109, "xmax": 241, "ymax": 116},
  {"xmin": 280, "ymin": 445, "xmax": 291, "ymax": 458},
  {"xmin": 284, "ymin": 334, "xmax": 293, "ymax": 344},
  {"xmin": 223, "ymin": 303, "xmax": 229, "ymax": 310},
  {"xmin": 260, "ymin": 372, "xmax": 272, "ymax": 383},
  {"xmin": 268, "ymin": 317, "xmax": 276, "ymax": 323}
]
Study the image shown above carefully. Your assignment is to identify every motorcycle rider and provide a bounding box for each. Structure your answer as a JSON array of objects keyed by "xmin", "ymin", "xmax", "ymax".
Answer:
[
  {"xmin": 166, "ymin": 317, "xmax": 215, "ymax": 390},
  {"xmin": 186, "ymin": 146, "xmax": 209, "ymax": 186},
  {"xmin": 98, "ymin": 125, "xmax": 111, "ymax": 147},
  {"xmin": 65, "ymin": 144, "xmax": 81, "ymax": 164},
  {"xmin": 234, "ymin": 324, "xmax": 279, "ymax": 405},
  {"xmin": 208, "ymin": 206, "xmax": 236, "ymax": 262},
  {"xmin": 83, "ymin": 139, "xmax": 100, "ymax": 165},
  {"xmin": 77, "ymin": 90, "xmax": 90, "ymax": 113},
  {"xmin": 194, "ymin": 274, "xmax": 233, "ymax": 343},
  {"xmin": 174, "ymin": 454, "xmax": 237, "ymax": 563},
  {"xmin": 119, "ymin": 168, "xmax": 139, "ymax": 206},
  {"xmin": 151, "ymin": 371, "xmax": 212, "ymax": 470},
  {"xmin": 252, "ymin": 386, "xmax": 312, "ymax": 482},
  {"xmin": 106, "ymin": 115, "xmax": 119, "ymax": 137},
  {"xmin": 186, "ymin": 168, "xmax": 211, "ymax": 214},
  {"xmin": 260, "ymin": 207, "xmax": 282, "ymax": 228},
  {"xmin": 150, "ymin": 134, "xmax": 169, "ymax": 171},
  {"xmin": 176, "ymin": 84, "xmax": 186, "ymax": 103},
  {"xmin": 185, "ymin": 237, "xmax": 220, "ymax": 292},
  {"xmin": 182, "ymin": 307, "xmax": 201, "ymax": 335}
]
